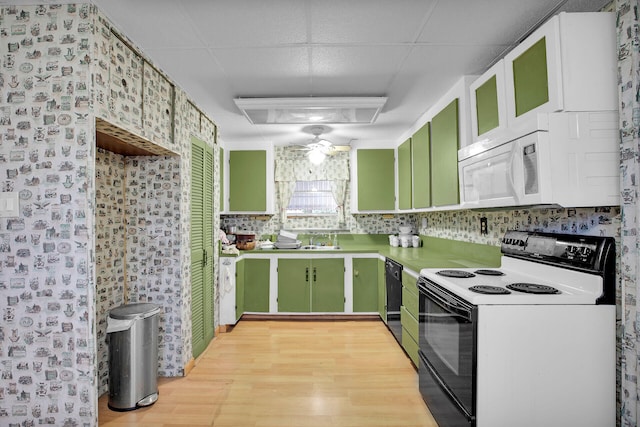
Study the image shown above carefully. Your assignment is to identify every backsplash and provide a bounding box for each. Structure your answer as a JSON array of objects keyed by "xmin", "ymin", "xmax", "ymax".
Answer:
[{"xmin": 417, "ymin": 206, "xmax": 620, "ymax": 245}]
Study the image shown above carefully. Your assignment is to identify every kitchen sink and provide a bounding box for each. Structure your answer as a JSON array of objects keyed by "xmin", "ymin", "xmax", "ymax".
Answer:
[{"xmin": 299, "ymin": 245, "xmax": 341, "ymax": 250}]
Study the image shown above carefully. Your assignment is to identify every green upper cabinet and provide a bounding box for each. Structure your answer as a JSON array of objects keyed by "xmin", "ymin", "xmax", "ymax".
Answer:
[
  {"xmin": 511, "ymin": 37, "xmax": 549, "ymax": 118},
  {"xmin": 244, "ymin": 258, "xmax": 270, "ymax": 313},
  {"xmin": 431, "ymin": 99, "xmax": 460, "ymax": 207},
  {"xmin": 228, "ymin": 150, "xmax": 267, "ymax": 212},
  {"xmin": 352, "ymin": 258, "xmax": 378, "ymax": 313},
  {"xmin": 475, "ymin": 75, "xmax": 500, "ymax": 135},
  {"xmin": 411, "ymin": 122, "xmax": 431, "ymax": 209},
  {"xmin": 356, "ymin": 149, "xmax": 395, "ymax": 211},
  {"xmin": 397, "ymin": 139, "xmax": 412, "ymax": 210}
]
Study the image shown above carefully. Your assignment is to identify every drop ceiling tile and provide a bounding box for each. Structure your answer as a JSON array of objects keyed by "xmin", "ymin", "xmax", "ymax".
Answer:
[
  {"xmin": 309, "ymin": 45, "xmax": 411, "ymax": 94},
  {"xmin": 94, "ymin": 0, "xmax": 202, "ymax": 49},
  {"xmin": 212, "ymin": 47, "xmax": 311, "ymax": 96},
  {"xmin": 417, "ymin": 0, "xmax": 562, "ymax": 45},
  {"xmin": 181, "ymin": 0, "xmax": 308, "ymax": 47},
  {"xmin": 399, "ymin": 44, "xmax": 507, "ymax": 79},
  {"xmin": 308, "ymin": 0, "xmax": 437, "ymax": 43}
]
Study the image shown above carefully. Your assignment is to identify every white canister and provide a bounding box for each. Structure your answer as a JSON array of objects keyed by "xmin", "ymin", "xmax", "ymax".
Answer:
[
  {"xmin": 389, "ymin": 235, "xmax": 399, "ymax": 247},
  {"xmin": 412, "ymin": 235, "xmax": 420, "ymax": 248},
  {"xmin": 400, "ymin": 236, "xmax": 410, "ymax": 248}
]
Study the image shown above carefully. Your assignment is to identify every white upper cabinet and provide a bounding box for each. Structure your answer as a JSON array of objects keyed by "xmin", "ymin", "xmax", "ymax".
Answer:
[
  {"xmin": 503, "ymin": 12, "xmax": 617, "ymax": 132},
  {"xmin": 469, "ymin": 60, "xmax": 508, "ymax": 144}
]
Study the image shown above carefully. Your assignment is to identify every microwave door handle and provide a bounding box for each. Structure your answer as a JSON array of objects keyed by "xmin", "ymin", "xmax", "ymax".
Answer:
[{"xmin": 506, "ymin": 144, "xmax": 519, "ymax": 201}]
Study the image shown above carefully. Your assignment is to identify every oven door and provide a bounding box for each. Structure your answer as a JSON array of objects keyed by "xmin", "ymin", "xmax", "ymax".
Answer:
[{"xmin": 418, "ymin": 277, "xmax": 476, "ymax": 423}]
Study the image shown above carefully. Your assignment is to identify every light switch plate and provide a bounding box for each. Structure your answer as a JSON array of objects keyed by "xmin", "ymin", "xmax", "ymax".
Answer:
[{"xmin": 0, "ymin": 192, "xmax": 19, "ymax": 217}]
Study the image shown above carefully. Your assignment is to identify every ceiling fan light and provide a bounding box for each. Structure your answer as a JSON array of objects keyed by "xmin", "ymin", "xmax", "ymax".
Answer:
[{"xmin": 308, "ymin": 149, "xmax": 326, "ymax": 165}]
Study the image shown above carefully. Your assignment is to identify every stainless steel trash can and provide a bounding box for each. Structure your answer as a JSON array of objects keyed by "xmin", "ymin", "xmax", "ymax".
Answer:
[{"xmin": 107, "ymin": 303, "xmax": 161, "ymax": 411}]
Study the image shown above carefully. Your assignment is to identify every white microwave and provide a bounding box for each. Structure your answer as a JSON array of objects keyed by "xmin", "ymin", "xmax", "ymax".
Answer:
[{"xmin": 458, "ymin": 112, "xmax": 620, "ymax": 209}]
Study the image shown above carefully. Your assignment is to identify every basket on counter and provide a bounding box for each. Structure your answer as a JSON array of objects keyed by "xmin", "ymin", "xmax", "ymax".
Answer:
[
  {"xmin": 235, "ymin": 233, "xmax": 256, "ymax": 250},
  {"xmin": 236, "ymin": 240, "xmax": 256, "ymax": 250}
]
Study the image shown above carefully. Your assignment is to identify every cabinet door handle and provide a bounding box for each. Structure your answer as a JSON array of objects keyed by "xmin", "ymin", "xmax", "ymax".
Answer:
[
  {"xmin": 354, "ymin": 269, "xmax": 359, "ymax": 277},
  {"xmin": 313, "ymin": 267, "xmax": 317, "ymax": 282},
  {"xmin": 305, "ymin": 267, "xmax": 309, "ymax": 282}
]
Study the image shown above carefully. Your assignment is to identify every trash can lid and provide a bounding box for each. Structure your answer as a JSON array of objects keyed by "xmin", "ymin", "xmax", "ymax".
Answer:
[{"xmin": 109, "ymin": 303, "xmax": 161, "ymax": 320}]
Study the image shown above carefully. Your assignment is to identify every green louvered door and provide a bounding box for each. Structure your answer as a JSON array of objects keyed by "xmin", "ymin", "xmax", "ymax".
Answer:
[{"xmin": 191, "ymin": 136, "xmax": 215, "ymax": 358}]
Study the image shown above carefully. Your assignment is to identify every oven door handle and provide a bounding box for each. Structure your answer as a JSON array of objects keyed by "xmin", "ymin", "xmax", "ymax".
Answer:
[
  {"xmin": 423, "ymin": 312, "xmax": 469, "ymax": 321},
  {"xmin": 419, "ymin": 282, "xmax": 473, "ymax": 321}
]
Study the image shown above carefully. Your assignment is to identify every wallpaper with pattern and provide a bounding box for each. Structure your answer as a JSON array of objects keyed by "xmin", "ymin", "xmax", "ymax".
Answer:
[
  {"xmin": 94, "ymin": 148, "xmax": 125, "ymax": 397},
  {"xmin": 0, "ymin": 4, "xmax": 97, "ymax": 426},
  {"xmin": 617, "ymin": 1, "xmax": 640, "ymax": 425},
  {"xmin": 0, "ymin": 4, "xmax": 219, "ymax": 426}
]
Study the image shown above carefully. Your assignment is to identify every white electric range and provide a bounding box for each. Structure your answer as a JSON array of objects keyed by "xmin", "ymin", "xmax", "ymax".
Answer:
[{"xmin": 416, "ymin": 230, "xmax": 616, "ymax": 427}]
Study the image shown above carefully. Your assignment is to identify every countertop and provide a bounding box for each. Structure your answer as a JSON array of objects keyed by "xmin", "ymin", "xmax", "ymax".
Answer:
[{"xmin": 222, "ymin": 234, "xmax": 502, "ymax": 273}]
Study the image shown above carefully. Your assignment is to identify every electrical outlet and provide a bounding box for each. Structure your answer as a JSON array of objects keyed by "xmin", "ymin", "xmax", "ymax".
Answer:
[{"xmin": 480, "ymin": 217, "xmax": 488, "ymax": 235}]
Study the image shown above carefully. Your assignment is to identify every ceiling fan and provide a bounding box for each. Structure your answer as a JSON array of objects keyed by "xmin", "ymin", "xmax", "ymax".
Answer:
[{"xmin": 291, "ymin": 126, "xmax": 351, "ymax": 161}]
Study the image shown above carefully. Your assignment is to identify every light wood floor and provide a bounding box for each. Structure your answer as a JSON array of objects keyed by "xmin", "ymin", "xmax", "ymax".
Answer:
[{"xmin": 98, "ymin": 320, "xmax": 438, "ymax": 427}]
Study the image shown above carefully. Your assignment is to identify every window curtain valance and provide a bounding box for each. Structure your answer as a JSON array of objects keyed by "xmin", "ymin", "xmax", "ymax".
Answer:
[{"xmin": 274, "ymin": 150, "xmax": 350, "ymax": 182}]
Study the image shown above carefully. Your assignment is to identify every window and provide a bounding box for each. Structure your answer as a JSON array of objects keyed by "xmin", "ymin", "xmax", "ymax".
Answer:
[{"xmin": 286, "ymin": 180, "xmax": 338, "ymax": 216}]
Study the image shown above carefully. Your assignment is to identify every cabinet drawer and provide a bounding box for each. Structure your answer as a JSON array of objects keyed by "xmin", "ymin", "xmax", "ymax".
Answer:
[
  {"xmin": 401, "ymin": 305, "xmax": 418, "ymax": 343},
  {"xmin": 402, "ymin": 285, "xmax": 419, "ymax": 319},
  {"xmin": 402, "ymin": 271, "xmax": 418, "ymax": 294},
  {"xmin": 401, "ymin": 326, "xmax": 419, "ymax": 367}
]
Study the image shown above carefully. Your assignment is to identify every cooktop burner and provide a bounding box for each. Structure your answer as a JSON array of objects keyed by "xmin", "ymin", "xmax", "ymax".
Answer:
[
  {"xmin": 506, "ymin": 283, "xmax": 561, "ymax": 294},
  {"xmin": 469, "ymin": 285, "xmax": 511, "ymax": 295},
  {"xmin": 437, "ymin": 270, "xmax": 476, "ymax": 278},
  {"xmin": 474, "ymin": 269, "xmax": 505, "ymax": 276}
]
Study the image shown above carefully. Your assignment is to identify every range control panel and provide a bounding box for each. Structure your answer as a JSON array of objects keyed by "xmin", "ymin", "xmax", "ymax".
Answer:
[{"xmin": 501, "ymin": 230, "xmax": 612, "ymax": 271}]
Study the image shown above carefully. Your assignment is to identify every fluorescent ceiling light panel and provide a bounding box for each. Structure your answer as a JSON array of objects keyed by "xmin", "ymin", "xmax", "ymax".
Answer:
[{"xmin": 234, "ymin": 97, "xmax": 387, "ymax": 124}]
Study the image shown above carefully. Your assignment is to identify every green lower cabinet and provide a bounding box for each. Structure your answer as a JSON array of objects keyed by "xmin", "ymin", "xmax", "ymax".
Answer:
[
  {"xmin": 277, "ymin": 258, "xmax": 344, "ymax": 312},
  {"xmin": 311, "ymin": 258, "xmax": 345, "ymax": 312},
  {"xmin": 277, "ymin": 259, "xmax": 311, "ymax": 312},
  {"xmin": 400, "ymin": 305, "xmax": 419, "ymax": 341},
  {"xmin": 378, "ymin": 258, "xmax": 386, "ymax": 322},
  {"xmin": 401, "ymin": 325, "xmax": 419, "ymax": 367},
  {"xmin": 244, "ymin": 258, "xmax": 270, "ymax": 312},
  {"xmin": 353, "ymin": 258, "xmax": 378, "ymax": 312},
  {"xmin": 235, "ymin": 259, "xmax": 245, "ymax": 322}
]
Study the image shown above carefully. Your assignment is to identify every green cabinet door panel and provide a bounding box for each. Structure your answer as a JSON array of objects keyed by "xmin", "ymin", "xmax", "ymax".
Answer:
[
  {"xmin": 277, "ymin": 258, "xmax": 311, "ymax": 312},
  {"xmin": 219, "ymin": 146, "xmax": 224, "ymax": 211},
  {"xmin": 377, "ymin": 258, "xmax": 386, "ymax": 321},
  {"xmin": 357, "ymin": 149, "xmax": 395, "ymax": 211},
  {"xmin": 397, "ymin": 139, "xmax": 412, "ymax": 210},
  {"xmin": 431, "ymin": 99, "xmax": 460, "ymax": 207},
  {"xmin": 311, "ymin": 258, "xmax": 345, "ymax": 312},
  {"xmin": 475, "ymin": 75, "xmax": 500, "ymax": 136},
  {"xmin": 411, "ymin": 122, "xmax": 431, "ymax": 209},
  {"xmin": 401, "ymin": 326, "xmax": 419, "ymax": 366},
  {"xmin": 191, "ymin": 137, "xmax": 215, "ymax": 358},
  {"xmin": 229, "ymin": 150, "xmax": 266, "ymax": 211},
  {"xmin": 235, "ymin": 259, "xmax": 245, "ymax": 321},
  {"xmin": 244, "ymin": 259, "xmax": 270, "ymax": 312},
  {"xmin": 352, "ymin": 258, "xmax": 378, "ymax": 312},
  {"xmin": 512, "ymin": 37, "xmax": 549, "ymax": 117}
]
